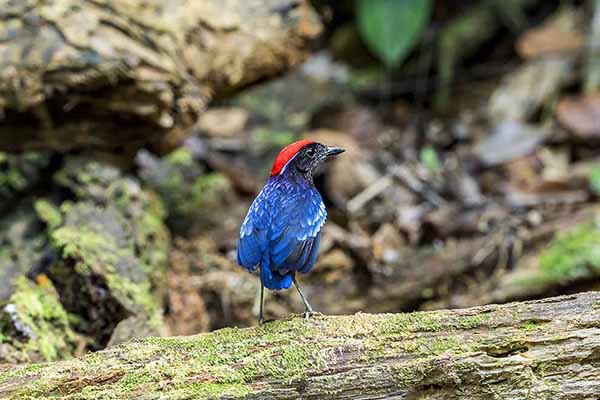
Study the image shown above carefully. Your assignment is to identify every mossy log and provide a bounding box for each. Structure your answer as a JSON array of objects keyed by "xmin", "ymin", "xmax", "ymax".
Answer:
[
  {"xmin": 1, "ymin": 292, "xmax": 599, "ymax": 399},
  {"xmin": 0, "ymin": 0, "xmax": 321, "ymax": 153}
]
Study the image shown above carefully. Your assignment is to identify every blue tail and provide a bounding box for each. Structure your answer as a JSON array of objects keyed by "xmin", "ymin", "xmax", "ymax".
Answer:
[{"xmin": 260, "ymin": 260, "xmax": 293, "ymax": 290}]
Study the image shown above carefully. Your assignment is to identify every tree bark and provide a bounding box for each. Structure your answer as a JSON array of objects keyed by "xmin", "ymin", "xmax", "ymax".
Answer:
[
  {"xmin": 0, "ymin": 0, "xmax": 321, "ymax": 153},
  {"xmin": 1, "ymin": 292, "xmax": 599, "ymax": 399}
]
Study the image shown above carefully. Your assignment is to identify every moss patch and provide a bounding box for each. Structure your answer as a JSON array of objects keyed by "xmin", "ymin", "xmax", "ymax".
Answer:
[
  {"xmin": 0, "ymin": 152, "xmax": 50, "ymax": 202},
  {"xmin": 538, "ymin": 222, "xmax": 600, "ymax": 283},
  {"xmin": 34, "ymin": 199, "xmax": 62, "ymax": 229},
  {"xmin": 0, "ymin": 276, "xmax": 76, "ymax": 362},
  {"xmin": 43, "ymin": 157, "xmax": 170, "ymax": 348},
  {"xmin": 138, "ymin": 148, "xmax": 236, "ymax": 234}
]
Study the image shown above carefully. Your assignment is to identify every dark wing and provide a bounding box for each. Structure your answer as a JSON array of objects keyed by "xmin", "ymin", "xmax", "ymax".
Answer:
[{"xmin": 268, "ymin": 187, "xmax": 326, "ymax": 274}]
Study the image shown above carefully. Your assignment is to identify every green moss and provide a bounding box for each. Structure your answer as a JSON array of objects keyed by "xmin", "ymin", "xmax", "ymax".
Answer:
[
  {"xmin": 376, "ymin": 311, "xmax": 443, "ymax": 336},
  {"xmin": 0, "ymin": 276, "xmax": 75, "ymax": 362},
  {"xmin": 34, "ymin": 199, "xmax": 62, "ymax": 228},
  {"xmin": 449, "ymin": 313, "xmax": 491, "ymax": 329},
  {"xmin": 165, "ymin": 148, "xmax": 194, "ymax": 167},
  {"xmin": 390, "ymin": 360, "xmax": 433, "ymax": 386},
  {"xmin": 538, "ymin": 222, "xmax": 600, "ymax": 283},
  {"xmin": 47, "ymin": 157, "xmax": 171, "ymax": 345},
  {"xmin": 104, "ymin": 275, "xmax": 162, "ymax": 327},
  {"xmin": 0, "ymin": 152, "xmax": 50, "ymax": 200},
  {"xmin": 519, "ymin": 320, "xmax": 541, "ymax": 331},
  {"xmin": 52, "ymin": 225, "xmax": 119, "ymax": 268}
]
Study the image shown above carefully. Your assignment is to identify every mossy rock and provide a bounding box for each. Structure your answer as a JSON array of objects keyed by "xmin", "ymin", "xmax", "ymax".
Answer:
[
  {"xmin": 0, "ymin": 202, "xmax": 47, "ymax": 301},
  {"xmin": 46, "ymin": 157, "xmax": 170, "ymax": 349},
  {"xmin": 0, "ymin": 156, "xmax": 170, "ymax": 359},
  {"xmin": 0, "ymin": 276, "xmax": 76, "ymax": 363},
  {"xmin": 0, "ymin": 152, "xmax": 51, "ymax": 206},
  {"xmin": 138, "ymin": 148, "xmax": 236, "ymax": 234}
]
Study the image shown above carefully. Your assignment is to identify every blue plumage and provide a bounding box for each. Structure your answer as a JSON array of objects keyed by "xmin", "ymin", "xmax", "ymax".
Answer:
[
  {"xmin": 237, "ymin": 174, "xmax": 326, "ymax": 290},
  {"xmin": 237, "ymin": 140, "xmax": 343, "ymax": 322}
]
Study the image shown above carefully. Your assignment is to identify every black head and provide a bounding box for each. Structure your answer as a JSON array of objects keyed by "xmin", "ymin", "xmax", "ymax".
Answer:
[{"xmin": 288, "ymin": 142, "xmax": 344, "ymax": 182}]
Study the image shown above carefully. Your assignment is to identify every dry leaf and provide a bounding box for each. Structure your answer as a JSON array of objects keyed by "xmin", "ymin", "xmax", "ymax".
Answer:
[
  {"xmin": 517, "ymin": 26, "xmax": 583, "ymax": 59},
  {"xmin": 556, "ymin": 93, "xmax": 600, "ymax": 139}
]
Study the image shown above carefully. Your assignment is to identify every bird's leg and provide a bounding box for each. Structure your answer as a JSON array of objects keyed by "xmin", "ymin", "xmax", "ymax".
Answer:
[
  {"xmin": 292, "ymin": 276, "xmax": 314, "ymax": 319},
  {"xmin": 258, "ymin": 280, "xmax": 265, "ymax": 325}
]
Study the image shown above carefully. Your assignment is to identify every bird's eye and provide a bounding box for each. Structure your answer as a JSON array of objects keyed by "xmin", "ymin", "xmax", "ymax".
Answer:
[{"xmin": 306, "ymin": 149, "xmax": 315, "ymax": 157}]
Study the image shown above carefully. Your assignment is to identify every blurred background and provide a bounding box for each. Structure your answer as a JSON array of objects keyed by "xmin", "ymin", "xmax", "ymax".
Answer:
[{"xmin": 1, "ymin": 0, "xmax": 599, "ymax": 363}]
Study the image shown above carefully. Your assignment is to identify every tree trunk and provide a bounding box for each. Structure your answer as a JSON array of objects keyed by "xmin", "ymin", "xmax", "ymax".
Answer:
[
  {"xmin": 1, "ymin": 292, "xmax": 599, "ymax": 399},
  {"xmin": 0, "ymin": 0, "xmax": 321, "ymax": 153}
]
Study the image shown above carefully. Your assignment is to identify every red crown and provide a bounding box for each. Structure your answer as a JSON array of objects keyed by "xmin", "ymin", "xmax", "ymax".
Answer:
[{"xmin": 270, "ymin": 140, "xmax": 314, "ymax": 177}]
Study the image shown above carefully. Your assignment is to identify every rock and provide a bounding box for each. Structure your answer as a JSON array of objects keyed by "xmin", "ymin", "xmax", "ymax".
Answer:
[
  {"xmin": 0, "ymin": 152, "xmax": 51, "ymax": 207},
  {"xmin": 0, "ymin": 0, "xmax": 321, "ymax": 152},
  {"xmin": 0, "ymin": 201, "xmax": 47, "ymax": 302},
  {"xmin": 0, "ymin": 276, "xmax": 76, "ymax": 363},
  {"xmin": 516, "ymin": 9, "xmax": 584, "ymax": 59},
  {"xmin": 197, "ymin": 107, "xmax": 249, "ymax": 138},
  {"xmin": 46, "ymin": 157, "xmax": 170, "ymax": 349},
  {"xmin": 475, "ymin": 121, "xmax": 547, "ymax": 166},
  {"xmin": 137, "ymin": 148, "xmax": 239, "ymax": 236},
  {"xmin": 1, "ymin": 155, "xmax": 171, "ymax": 360},
  {"xmin": 556, "ymin": 93, "xmax": 600, "ymax": 139}
]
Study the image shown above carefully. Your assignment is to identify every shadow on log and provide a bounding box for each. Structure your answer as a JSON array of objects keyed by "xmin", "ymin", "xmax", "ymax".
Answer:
[{"xmin": 1, "ymin": 292, "xmax": 599, "ymax": 399}]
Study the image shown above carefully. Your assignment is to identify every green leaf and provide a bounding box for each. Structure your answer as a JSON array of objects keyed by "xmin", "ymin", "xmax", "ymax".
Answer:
[
  {"xmin": 590, "ymin": 166, "xmax": 600, "ymax": 196},
  {"xmin": 356, "ymin": 0, "xmax": 433, "ymax": 68},
  {"xmin": 420, "ymin": 146, "xmax": 442, "ymax": 173}
]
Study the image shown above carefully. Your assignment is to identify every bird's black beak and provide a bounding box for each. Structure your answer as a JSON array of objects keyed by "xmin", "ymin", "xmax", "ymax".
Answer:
[{"xmin": 323, "ymin": 146, "xmax": 345, "ymax": 158}]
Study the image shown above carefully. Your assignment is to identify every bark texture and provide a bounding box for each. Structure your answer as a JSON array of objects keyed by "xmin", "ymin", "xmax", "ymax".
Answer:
[
  {"xmin": 1, "ymin": 292, "xmax": 599, "ymax": 399},
  {"xmin": 0, "ymin": 0, "xmax": 321, "ymax": 152}
]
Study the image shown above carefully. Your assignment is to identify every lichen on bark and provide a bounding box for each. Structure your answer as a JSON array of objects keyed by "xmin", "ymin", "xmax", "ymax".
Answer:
[{"xmin": 0, "ymin": 292, "xmax": 597, "ymax": 400}]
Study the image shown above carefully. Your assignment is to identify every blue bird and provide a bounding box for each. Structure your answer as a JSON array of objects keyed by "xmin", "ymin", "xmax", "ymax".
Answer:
[{"xmin": 237, "ymin": 140, "xmax": 344, "ymax": 323}]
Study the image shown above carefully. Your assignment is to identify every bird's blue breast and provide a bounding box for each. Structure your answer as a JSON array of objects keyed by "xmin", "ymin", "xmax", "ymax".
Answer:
[{"xmin": 237, "ymin": 175, "xmax": 326, "ymax": 290}]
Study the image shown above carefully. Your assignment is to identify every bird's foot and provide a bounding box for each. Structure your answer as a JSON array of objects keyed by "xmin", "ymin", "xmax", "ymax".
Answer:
[{"xmin": 302, "ymin": 310, "xmax": 320, "ymax": 320}]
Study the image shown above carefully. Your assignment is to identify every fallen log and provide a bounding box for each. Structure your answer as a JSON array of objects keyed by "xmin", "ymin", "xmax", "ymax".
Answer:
[
  {"xmin": 1, "ymin": 292, "xmax": 598, "ymax": 399},
  {"xmin": 0, "ymin": 0, "xmax": 321, "ymax": 152}
]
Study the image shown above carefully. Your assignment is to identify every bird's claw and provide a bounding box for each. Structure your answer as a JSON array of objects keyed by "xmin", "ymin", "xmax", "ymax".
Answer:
[{"xmin": 302, "ymin": 310, "xmax": 319, "ymax": 320}]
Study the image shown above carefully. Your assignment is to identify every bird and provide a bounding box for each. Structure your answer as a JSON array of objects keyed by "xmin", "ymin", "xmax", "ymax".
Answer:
[{"xmin": 237, "ymin": 140, "xmax": 344, "ymax": 323}]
